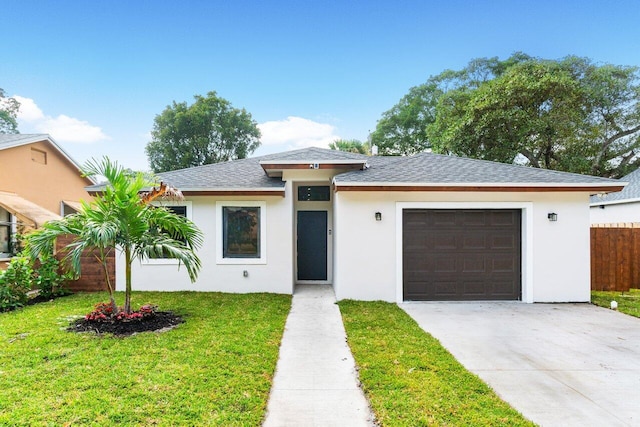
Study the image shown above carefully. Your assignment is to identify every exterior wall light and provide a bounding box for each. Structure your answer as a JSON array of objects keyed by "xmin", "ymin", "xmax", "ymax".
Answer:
[
  {"xmin": 375, "ymin": 212, "xmax": 382, "ymax": 221},
  {"xmin": 547, "ymin": 212, "xmax": 558, "ymax": 222}
]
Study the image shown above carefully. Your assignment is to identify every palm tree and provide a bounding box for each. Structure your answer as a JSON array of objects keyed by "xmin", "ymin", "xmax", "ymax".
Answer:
[{"xmin": 26, "ymin": 157, "xmax": 203, "ymax": 314}]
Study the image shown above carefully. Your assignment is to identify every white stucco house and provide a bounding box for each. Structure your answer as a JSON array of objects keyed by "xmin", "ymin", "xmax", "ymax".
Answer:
[
  {"xmin": 90, "ymin": 147, "xmax": 624, "ymax": 303},
  {"xmin": 590, "ymin": 168, "xmax": 638, "ymax": 224}
]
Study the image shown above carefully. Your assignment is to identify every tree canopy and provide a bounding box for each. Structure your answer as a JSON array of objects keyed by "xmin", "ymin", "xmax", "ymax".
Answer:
[
  {"xmin": 146, "ymin": 91, "xmax": 261, "ymax": 173},
  {"xmin": 371, "ymin": 53, "xmax": 640, "ymax": 178},
  {"xmin": 329, "ymin": 139, "xmax": 370, "ymax": 155},
  {"xmin": 0, "ymin": 88, "xmax": 20, "ymax": 134}
]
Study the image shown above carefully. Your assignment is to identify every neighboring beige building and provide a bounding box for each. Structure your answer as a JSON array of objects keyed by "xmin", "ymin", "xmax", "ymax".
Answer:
[{"xmin": 0, "ymin": 134, "xmax": 93, "ymax": 264}]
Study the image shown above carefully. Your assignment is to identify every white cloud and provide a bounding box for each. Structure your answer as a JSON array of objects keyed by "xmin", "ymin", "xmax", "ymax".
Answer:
[
  {"xmin": 258, "ymin": 116, "xmax": 340, "ymax": 149},
  {"xmin": 14, "ymin": 95, "xmax": 109, "ymax": 144}
]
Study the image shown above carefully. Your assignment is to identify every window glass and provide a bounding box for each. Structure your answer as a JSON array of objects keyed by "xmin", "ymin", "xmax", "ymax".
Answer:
[
  {"xmin": 297, "ymin": 186, "xmax": 330, "ymax": 201},
  {"xmin": 223, "ymin": 206, "xmax": 260, "ymax": 258}
]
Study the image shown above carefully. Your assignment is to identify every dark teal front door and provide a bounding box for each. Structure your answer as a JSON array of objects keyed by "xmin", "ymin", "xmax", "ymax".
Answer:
[{"xmin": 297, "ymin": 211, "xmax": 328, "ymax": 281}]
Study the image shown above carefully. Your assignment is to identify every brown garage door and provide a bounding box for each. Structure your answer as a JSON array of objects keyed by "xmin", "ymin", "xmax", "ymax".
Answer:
[{"xmin": 403, "ymin": 209, "xmax": 521, "ymax": 301}]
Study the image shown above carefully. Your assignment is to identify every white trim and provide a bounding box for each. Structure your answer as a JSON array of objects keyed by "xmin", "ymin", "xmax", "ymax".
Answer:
[
  {"xmin": 178, "ymin": 187, "xmax": 284, "ymax": 193},
  {"xmin": 259, "ymin": 160, "xmax": 367, "ymax": 165},
  {"xmin": 337, "ymin": 181, "xmax": 624, "ymax": 189},
  {"xmin": 216, "ymin": 201, "xmax": 267, "ymax": 265},
  {"xmin": 589, "ymin": 196, "xmax": 640, "ymax": 207},
  {"xmin": 142, "ymin": 201, "xmax": 192, "ymax": 266},
  {"xmin": 395, "ymin": 201, "xmax": 534, "ymax": 304}
]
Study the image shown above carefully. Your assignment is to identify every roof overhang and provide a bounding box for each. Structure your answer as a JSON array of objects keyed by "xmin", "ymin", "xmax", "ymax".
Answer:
[
  {"xmin": 590, "ymin": 196, "xmax": 640, "ymax": 207},
  {"xmin": 333, "ymin": 182, "xmax": 626, "ymax": 194},
  {"xmin": 0, "ymin": 192, "xmax": 61, "ymax": 228},
  {"xmin": 260, "ymin": 160, "xmax": 368, "ymax": 178},
  {"xmin": 87, "ymin": 187, "xmax": 286, "ymax": 197}
]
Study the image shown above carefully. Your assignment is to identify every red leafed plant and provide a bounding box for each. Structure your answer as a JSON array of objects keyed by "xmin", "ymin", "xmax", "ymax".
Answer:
[{"xmin": 85, "ymin": 302, "xmax": 157, "ymax": 322}]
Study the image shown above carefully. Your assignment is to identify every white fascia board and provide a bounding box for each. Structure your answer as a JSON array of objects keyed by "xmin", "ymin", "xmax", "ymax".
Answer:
[
  {"xmin": 179, "ymin": 187, "xmax": 285, "ymax": 192},
  {"xmin": 589, "ymin": 197, "xmax": 640, "ymax": 207},
  {"xmin": 259, "ymin": 160, "xmax": 367, "ymax": 165},
  {"xmin": 334, "ymin": 181, "xmax": 625, "ymax": 188}
]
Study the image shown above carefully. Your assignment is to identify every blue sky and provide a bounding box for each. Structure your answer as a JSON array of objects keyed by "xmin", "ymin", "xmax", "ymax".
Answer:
[{"xmin": 2, "ymin": 0, "xmax": 639, "ymax": 171}]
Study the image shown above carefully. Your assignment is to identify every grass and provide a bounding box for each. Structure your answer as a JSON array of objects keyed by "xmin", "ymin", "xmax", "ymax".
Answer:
[
  {"xmin": 591, "ymin": 288, "xmax": 640, "ymax": 318},
  {"xmin": 0, "ymin": 291, "xmax": 291, "ymax": 426},
  {"xmin": 339, "ymin": 301, "xmax": 534, "ymax": 427}
]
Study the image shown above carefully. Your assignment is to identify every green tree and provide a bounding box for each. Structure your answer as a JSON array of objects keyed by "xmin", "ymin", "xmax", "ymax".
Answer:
[
  {"xmin": 430, "ymin": 60, "xmax": 585, "ymax": 169},
  {"xmin": 370, "ymin": 53, "xmax": 532, "ymax": 156},
  {"xmin": 146, "ymin": 91, "xmax": 261, "ymax": 173},
  {"xmin": 329, "ymin": 139, "xmax": 370, "ymax": 155},
  {"xmin": 0, "ymin": 88, "xmax": 20, "ymax": 134},
  {"xmin": 26, "ymin": 157, "xmax": 203, "ymax": 314},
  {"xmin": 374, "ymin": 53, "xmax": 640, "ymax": 177}
]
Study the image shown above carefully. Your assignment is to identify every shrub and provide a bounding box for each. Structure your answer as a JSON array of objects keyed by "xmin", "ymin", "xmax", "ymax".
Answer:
[
  {"xmin": 0, "ymin": 254, "xmax": 33, "ymax": 311},
  {"xmin": 33, "ymin": 254, "xmax": 71, "ymax": 299}
]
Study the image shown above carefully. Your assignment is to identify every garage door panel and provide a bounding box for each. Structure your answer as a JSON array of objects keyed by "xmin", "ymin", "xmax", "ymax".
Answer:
[
  {"xmin": 434, "ymin": 281, "xmax": 457, "ymax": 297},
  {"xmin": 463, "ymin": 256, "xmax": 485, "ymax": 273},
  {"xmin": 490, "ymin": 210, "xmax": 517, "ymax": 225},
  {"xmin": 432, "ymin": 211, "xmax": 457, "ymax": 226},
  {"xmin": 434, "ymin": 256, "xmax": 456, "ymax": 273},
  {"xmin": 463, "ymin": 281, "xmax": 486, "ymax": 295},
  {"xmin": 491, "ymin": 234, "xmax": 517, "ymax": 249},
  {"xmin": 432, "ymin": 234, "xmax": 457, "ymax": 250},
  {"xmin": 463, "ymin": 235, "xmax": 486, "ymax": 250},
  {"xmin": 492, "ymin": 256, "xmax": 517, "ymax": 273},
  {"xmin": 492, "ymin": 280, "xmax": 519, "ymax": 296},
  {"xmin": 403, "ymin": 209, "xmax": 521, "ymax": 301},
  {"xmin": 462, "ymin": 210, "xmax": 486, "ymax": 226}
]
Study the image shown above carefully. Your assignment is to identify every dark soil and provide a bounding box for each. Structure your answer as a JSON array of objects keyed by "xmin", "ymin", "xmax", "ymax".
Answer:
[{"xmin": 68, "ymin": 311, "xmax": 184, "ymax": 337}]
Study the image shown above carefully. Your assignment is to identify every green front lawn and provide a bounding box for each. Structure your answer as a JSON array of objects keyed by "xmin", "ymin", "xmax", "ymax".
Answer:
[
  {"xmin": 591, "ymin": 289, "xmax": 640, "ymax": 318},
  {"xmin": 339, "ymin": 301, "xmax": 534, "ymax": 426},
  {"xmin": 0, "ymin": 291, "xmax": 291, "ymax": 426}
]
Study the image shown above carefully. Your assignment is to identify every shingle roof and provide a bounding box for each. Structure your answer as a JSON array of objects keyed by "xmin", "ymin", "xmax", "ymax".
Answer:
[
  {"xmin": 0, "ymin": 133, "xmax": 50, "ymax": 149},
  {"xmin": 86, "ymin": 147, "xmax": 623, "ymax": 192},
  {"xmin": 590, "ymin": 168, "xmax": 639, "ymax": 205},
  {"xmin": 259, "ymin": 146, "xmax": 369, "ymax": 162},
  {"xmin": 86, "ymin": 147, "xmax": 371, "ymax": 192},
  {"xmin": 335, "ymin": 152, "xmax": 621, "ymax": 185}
]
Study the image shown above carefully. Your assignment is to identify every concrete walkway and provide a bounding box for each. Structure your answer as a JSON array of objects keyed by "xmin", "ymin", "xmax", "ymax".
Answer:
[
  {"xmin": 263, "ymin": 285, "xmax": 375, "ymax": 427},
  {"xmin": 402, "ymin": 302, "xmax": 640, "ymax": 427}
]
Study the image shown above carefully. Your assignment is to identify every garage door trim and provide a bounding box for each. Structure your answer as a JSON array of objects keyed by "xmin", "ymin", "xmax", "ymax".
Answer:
[{"xmin": 395, "ymin": 202, "xmax": 534, "ymax": 303}]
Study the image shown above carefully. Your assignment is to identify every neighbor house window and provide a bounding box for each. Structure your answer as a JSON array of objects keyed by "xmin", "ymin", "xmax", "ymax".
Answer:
[
  {"xmin": 143, "ymin": 202, "xmax": 192, "ymax": 264},
  {"xmin": 0, "ymin": 208, "xmax": 13, "ymax": 257},
  {"xmin": 216, "ymin": 201, "xmax": 266, "ymax": 264}
]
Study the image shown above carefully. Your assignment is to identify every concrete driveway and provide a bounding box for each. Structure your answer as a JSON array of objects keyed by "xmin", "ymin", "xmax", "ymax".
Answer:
[{"xmin": 401, "ymin": 302, "xmax": 640, "ymax": 427}]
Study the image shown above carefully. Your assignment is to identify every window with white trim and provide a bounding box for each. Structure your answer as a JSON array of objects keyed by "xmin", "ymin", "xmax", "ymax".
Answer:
[{"xmin": 216, "ymin": 201, "xmax": 266, "ymax": 264}]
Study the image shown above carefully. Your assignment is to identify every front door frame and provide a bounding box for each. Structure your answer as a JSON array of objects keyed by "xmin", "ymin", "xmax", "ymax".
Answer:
[{"xmin": 294, "ymin": 182, "xmax": 333, "ymax": 285}]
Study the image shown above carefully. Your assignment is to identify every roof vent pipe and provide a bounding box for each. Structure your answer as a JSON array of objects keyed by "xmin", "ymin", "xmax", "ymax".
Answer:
[{"xmin": 371, "ymin": 145, "xmax": 378, "ymax": 156}]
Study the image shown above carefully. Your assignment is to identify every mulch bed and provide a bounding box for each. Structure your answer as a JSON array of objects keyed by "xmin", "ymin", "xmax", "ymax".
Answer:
[
  {"xmin": 68, "ymin": 311, "xmax": 184, "ymax": 337},
  {"xmin": 25, "ymin": 293, "xmax": 72, "ymax": 306}
]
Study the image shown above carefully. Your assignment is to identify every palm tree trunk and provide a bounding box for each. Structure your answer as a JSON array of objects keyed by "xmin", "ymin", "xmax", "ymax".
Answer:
[
  {"xmin": 124, "ymin": 246, "xmax": 132, "ymax": 314},
  {"xmin": 94, "ymin": 251, "xmax": 117, "ymax": 313}
]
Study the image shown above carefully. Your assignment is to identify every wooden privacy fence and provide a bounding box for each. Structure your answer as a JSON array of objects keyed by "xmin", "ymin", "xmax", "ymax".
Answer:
[
  {"xmin": 56, "ymin": 235, "xmax": 115, "ymax": 292},
  {"xmin": 591, "ymin": 223, "xmax": 640, "ymax": 292}
]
